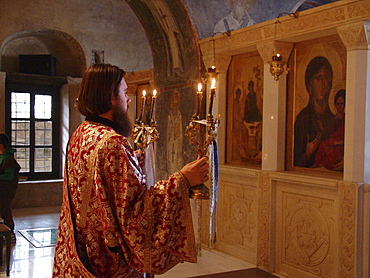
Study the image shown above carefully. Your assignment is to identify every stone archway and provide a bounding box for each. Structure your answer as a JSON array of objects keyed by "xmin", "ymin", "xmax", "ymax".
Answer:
[
  {"xmin": 126, "ymin": 0, "xmax": 200, "ymax": 87},
  {"xmin": 0, "ymin": 29, "xmax": 86, "ymax": 78}
]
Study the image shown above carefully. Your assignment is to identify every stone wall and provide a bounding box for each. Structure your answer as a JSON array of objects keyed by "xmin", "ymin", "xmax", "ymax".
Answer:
[
  {"xmin": 0, "ymin": 0, "xmax": 153, "ymax": 73},
  {"xmin": 13, "ymin": 180, "xmax": 63, "ymax": 209}
]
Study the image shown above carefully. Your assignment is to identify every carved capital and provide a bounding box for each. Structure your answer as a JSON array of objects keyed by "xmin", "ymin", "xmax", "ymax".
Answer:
[
  {"xmin": 337, "ymin": 20, "xmax": 370, "ymax": 50},
  {"xmin": 257, "ymin": 41, "xmax": 294, "ymax": 64},
  {"xmin": 199, "ymin": 38, "xmax": 231, "ymax": 73},
  {"xmin": 201, "ymin": 54, "xmax": 231, "ymax": 74},
  {"xmin": 215, "ymin": 54, "xmax": 232, "ymax": 73}
]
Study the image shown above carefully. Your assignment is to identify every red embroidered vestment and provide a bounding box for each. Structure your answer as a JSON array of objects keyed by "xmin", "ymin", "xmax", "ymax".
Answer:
[{"xmin": 53, "ymin": 121, "xmax": 196, "ymax": 277}]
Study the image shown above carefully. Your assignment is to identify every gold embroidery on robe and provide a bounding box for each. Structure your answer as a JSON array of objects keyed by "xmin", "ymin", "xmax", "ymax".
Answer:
[{"xmin": 52, "ymin": 121, "xmax": 196, "ymax": 278}]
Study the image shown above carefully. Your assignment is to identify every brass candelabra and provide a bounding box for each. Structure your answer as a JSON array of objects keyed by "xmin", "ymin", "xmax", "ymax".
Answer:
[
  {"xmin": 185, "ymin": 81, "xmax": 220, "ymax": 199},
  {"xmin": 132, "ymin": 89, "xmax": 159, "ymax": 153},
  {"xmin": 132, "ymin": 121, "xmax": 159, "ymax": 153}
]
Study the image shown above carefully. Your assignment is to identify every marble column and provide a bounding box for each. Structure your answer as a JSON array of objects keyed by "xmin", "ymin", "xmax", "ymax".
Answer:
[
  {"xmin": 337, "ymin": 21, "xmax": 370, "ymax": 183},
  {"xmin": 338, "ymin": 20, "xmax": 370, "ymax": 277},
  {"xmin": 257, "ymin": 41, "xmax": 293, "ymax": 172}
]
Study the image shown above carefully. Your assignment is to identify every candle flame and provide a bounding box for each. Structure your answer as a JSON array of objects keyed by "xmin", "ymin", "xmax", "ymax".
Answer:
[
  {"xmin": 153, "ymin": 89, "xmax": 157, "ymax": 97},
  {"xmin": 142, "ymin": 90, "xmax": 146, "ymax": 97},
  {"xmin": 211, "ymin": 78, "xmax": 216, "ymax": 89},
  {"xmin": 198, "ymin": 83, "xmax": 202, "ymax": 92}
]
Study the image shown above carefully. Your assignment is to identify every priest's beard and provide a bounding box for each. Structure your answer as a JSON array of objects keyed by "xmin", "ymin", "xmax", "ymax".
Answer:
[{"xmin": 113, "ymin": 106, "xmax": 133, "ymax": 138}]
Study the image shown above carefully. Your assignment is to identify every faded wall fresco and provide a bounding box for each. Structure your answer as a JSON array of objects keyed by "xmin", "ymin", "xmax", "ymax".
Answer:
[
  {"xmin": 182, "ymin": 0, "xmax": 340, "ymax": 39},
  {"xmin": 126, "ymin": 0, "xmax": 199, "ymax": 88},
  {"xmin": 156, "ymin": 87, "xmax": 198, "ymax": 180}
]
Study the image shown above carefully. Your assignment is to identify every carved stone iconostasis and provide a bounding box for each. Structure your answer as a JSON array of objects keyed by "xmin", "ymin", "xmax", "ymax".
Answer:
[{"xmin": 198, "ymin": 1, "xmax": 370, "ymax": 277}]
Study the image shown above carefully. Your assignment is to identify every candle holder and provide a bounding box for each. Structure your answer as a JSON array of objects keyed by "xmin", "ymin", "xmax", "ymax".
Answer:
[
  {"xmin": 269, "ymin": 54, "xmax": 287, "ymax": 81},
  {"xmin": 132, "ymin": 121, "xmax": 159, "ymax": 153},
  {"xmin": 132, "ymin": 90, "xmax": 159, "ymax": 153},
  {"xmin": 186, "ymin": 84, "xmax": 220, "ymax": 199}
]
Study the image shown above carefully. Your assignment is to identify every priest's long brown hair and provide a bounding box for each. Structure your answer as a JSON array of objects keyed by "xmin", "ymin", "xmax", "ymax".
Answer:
[{"xmin": 77, "ymin": 64, "xmax": 126, "ymax": 116}]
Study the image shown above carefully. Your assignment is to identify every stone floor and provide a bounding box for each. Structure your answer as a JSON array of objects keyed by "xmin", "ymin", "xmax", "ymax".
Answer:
[
  {"xmin": 189, "ymin": 268, "xmax": 280, "ymax": 278},
  {"xmin": 0, "ymin": 206, "xmax": 282, "ymax": 278}
]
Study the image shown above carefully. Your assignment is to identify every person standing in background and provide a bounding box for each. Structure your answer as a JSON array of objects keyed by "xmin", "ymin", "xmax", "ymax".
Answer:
[{"xmin": 0, "ymin": 133, "xmax": 21, "ymax": 243}]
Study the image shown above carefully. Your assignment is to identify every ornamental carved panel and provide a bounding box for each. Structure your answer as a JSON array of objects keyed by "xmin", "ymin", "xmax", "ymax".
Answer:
[
  {"xmin": 276, "ymin": 185, "xmax": 336, "ymax": 277},
  {"xmin": 217, "ymin": 174, "xmax": 258, "ymax": 258},
  {"xmin": 257, "ymin": 171, "xmax": 271, "ymax": 269},
  {"xmin": 338, "ymin": 181, "xmax": 357, "ymax": 277}
]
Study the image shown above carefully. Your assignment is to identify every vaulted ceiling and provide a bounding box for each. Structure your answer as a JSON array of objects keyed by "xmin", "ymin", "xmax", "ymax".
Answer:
[
  {"xmin": 125, "ymin": 0, "xmax": 339, "ymax": 86},
  {"xmin": 0, "ymin": 0, "xmax": 340, "ymax": 81}
]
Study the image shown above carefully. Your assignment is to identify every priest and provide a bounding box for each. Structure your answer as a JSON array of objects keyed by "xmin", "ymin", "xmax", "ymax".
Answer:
[{"xmin": 53, "ymin": 64, "xmax": 209, "ymax": 278}]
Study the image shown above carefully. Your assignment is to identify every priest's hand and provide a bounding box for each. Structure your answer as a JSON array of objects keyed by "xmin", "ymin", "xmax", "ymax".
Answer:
[
  {"xmin": 180, "ymin": 156, "xmax": 209, "ymax": 187},
  {"xmin": 134, "ymin": 149, "xmax": 145, "ymax": 168}
]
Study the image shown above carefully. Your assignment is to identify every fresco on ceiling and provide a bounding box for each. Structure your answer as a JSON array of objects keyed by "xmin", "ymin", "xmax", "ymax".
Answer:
[{"xmin": 183, "ymin": 0, "xmax": 340, "ymax": 39}]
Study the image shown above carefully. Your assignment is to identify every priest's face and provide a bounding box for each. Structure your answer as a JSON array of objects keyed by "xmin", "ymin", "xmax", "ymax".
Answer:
[
  {"xmin": 113, "ymin": 77, "xmax": 133, "ymax": 137},
  {"xmin": 115, "ymin": 77, "xmax": 131, "ymax": 112}
]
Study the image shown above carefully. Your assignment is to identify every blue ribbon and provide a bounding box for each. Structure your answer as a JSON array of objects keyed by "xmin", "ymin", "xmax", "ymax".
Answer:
[{"xmin": 209, "ymin": 139, "xmax": 219, "ymax": 246}]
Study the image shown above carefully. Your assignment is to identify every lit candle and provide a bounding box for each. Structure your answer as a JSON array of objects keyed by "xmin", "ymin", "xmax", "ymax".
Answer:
[
  {"xmin": 138, "ymin": 90, "xmax": 146, "ymax": 123},
  {"xmin": 150, "ymin": 89, "xmax": 157, "ymax": 122},
  {"xmin": 208, "ymin": 78, "xmax": 216, "ymax": 115},
  {"xmin": 272, "ymin": 53, "xmax": 282, "ymax": 61},
  {"xmin": 198, "ymin": 83, "xmax": 203, "ymax": 93},
  {"xmin": 195, "ymin": 83, "xmax": 203, "ymax": 118}
]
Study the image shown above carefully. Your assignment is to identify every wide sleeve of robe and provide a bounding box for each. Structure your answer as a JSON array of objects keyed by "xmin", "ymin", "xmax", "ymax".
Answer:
[{"xmin": 95, "ymin": 134, "xmax": 196, "ymax": 275}]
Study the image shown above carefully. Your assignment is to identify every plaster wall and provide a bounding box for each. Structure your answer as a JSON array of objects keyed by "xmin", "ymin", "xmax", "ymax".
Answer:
[
  {"xmin": 0, "ymin": 0, "xmax": 153, "ymax": 73},
  {"xmin": 12, "ymin": 180, "xmax": 63, "ymax": 209}
]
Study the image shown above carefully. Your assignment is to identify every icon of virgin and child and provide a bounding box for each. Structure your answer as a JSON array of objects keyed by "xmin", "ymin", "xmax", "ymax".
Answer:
[{"xmin": 294, "ymin": 56, "xmax": 345, "ymax": 171}]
